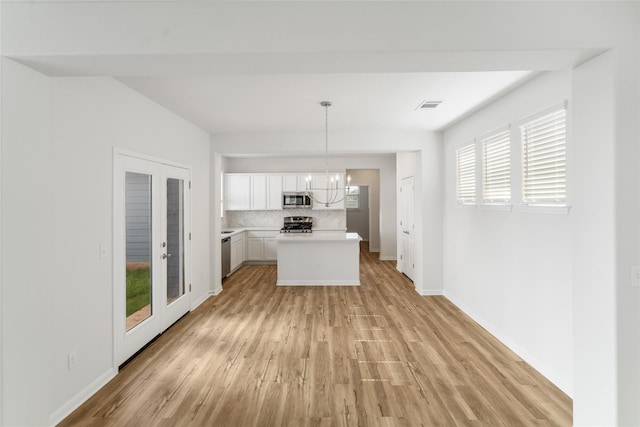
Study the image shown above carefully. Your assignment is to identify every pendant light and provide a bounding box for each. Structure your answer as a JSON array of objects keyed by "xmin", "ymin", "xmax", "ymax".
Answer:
[{"xmin": 305, "ymin": 101, "xmax": 351, "ymax": 207}]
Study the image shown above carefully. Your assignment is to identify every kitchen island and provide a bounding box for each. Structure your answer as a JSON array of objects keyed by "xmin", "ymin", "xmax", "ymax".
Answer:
[{"xmin": 276, "ymin": 232, "xmax": 362, "ymax": 286}]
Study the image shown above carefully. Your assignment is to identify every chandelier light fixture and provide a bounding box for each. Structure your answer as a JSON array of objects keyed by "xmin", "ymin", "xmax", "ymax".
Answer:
[{"xmin": 305, "ymin": 101, "xmax": 351, "ymax": 207}]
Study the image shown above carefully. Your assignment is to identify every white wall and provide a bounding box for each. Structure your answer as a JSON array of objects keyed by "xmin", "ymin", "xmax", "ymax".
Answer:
[
  {"xmin": 224, "ymin": 154, "xmax": 397, "ymax": 260},
  {"xmin": 571, "ymin": 51, "xmax": 617, "ymax": 427},
  {"xmin": 571, "ymin": 44, "xmax": 640, "ymax": 426},
  {"xmin": 0, "ymin": 59, "xmax": 211, "ymax": 426},
  {"xmin": 611, "ymin": 24, "xmax": 640, "ymax": 426},
  {"xmin": 211, "ymin": 152, "xmax": 224, "ymax": 295},
  {"xmin": 416, "ymin": 143, "xmax": 444, "ymax": 296},
  {"xmin": 1, "ymin": 58, "xmax": 54, "ymax": 427},
  {"xmin": 442, "ymin": 71, "xmax": 573, "ymax": 395}
]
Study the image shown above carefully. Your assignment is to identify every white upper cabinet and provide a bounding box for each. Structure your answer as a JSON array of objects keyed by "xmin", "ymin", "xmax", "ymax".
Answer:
[
  {"xmin": 267, "ymin": 175, "xmax": 283, "ymax": 210},
  {"xmin": 251, "ymin": 175, "xmax": 267, "ymax": 210},
  {"xmin": 225, "ymin": 173, "xmax": 283, "ymax": 211},
  {"xmin": 225, "ymin": 174, "xmax": 251, "ymax": 210},
  {"xmin": 225, "ymin": 172, "xmax": 346, "ymax": 211},
  {"xmin": 282, "ymin": 174, "xmax": 307, "ymax": 192}
]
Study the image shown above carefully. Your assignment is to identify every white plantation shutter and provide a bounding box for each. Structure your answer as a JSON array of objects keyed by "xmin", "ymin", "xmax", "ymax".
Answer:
[
  {"xmin": 482, "ymin": 128, "xmax": 511, "ymax": 203},
  {"xmin": 456, "ymin": 143, "xmax": 476, "ymax": 203},
  {"xmin": 520, "ymin": 106, "xmax": 567, "ymax": 204}
]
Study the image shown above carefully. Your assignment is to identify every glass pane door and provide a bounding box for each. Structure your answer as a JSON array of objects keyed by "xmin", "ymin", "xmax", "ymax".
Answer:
[
  {"xmin": 166, "ymin": 178, "xmax": 185, "ymax": 305},
  {"xmin": 125, "ymin": 172, "xmax": 153, "ymax": 331},
  {"xmin": 115, "ymin": 153, "xmax": 191, "ymax": 366}
]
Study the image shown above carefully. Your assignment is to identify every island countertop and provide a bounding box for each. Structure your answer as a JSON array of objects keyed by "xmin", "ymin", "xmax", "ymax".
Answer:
[
  {"xmin": 276, "ymin": 231, "xmax": 361, "ymax": 286},
  {"xmin": 276, "ymin": 232, "xmax": 362, "ymax": 242}
]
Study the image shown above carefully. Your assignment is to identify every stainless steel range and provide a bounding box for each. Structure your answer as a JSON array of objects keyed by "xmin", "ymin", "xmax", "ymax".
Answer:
[{"xmin": 281, "ymin": 216, "xmax": 313, "ymax": 233}]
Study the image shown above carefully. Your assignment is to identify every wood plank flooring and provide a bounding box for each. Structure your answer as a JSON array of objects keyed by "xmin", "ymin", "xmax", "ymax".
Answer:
[{"xmin": 60, "ymin": 243, "xmax": 572, "ymax": 426}]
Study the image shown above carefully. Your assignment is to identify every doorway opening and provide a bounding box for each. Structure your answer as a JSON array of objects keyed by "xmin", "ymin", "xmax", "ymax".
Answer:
[
  {"xmin": 345, "ymin": 169, "xmax": 380, "ymax": 253},
  {"xmin": 346, "ymin": 185, "xmax": 370, "ymax": 241}
]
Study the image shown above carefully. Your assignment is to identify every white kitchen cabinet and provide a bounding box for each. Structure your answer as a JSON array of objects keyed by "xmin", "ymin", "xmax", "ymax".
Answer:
[
  {"xmin": 264, "ymin": 238, "xmax": 278, "ymax": 260},
  {"xmin": 230, "ymin": 233, "xmax": 246, "ymax": 271},
  {"xmin": 266, "ymin": 175, "xmax": 283, "ymax": 210},
  {"xmin": 282, "ymin": 174, "xmax": 308, "ymax": 192},
  {"xmin": 311, "ymin": 173, "xmax": 345, "ymax": 210},
  {"xmin": 225, "ymin": 174, "xmax": 283, "ymax": 211},
  {"xmin": 247, "ymin": 237, "xmax": 264, "ymax": 260},
  {"xmin": 246, "ymin": 230, "xmax": 279, "ymax": 261},
  {"xmin": 251, "ymin": 175, "xmax": 267, "ymax": 210},
  {"xmin": 225, "ymin": 174, "xmax": 251, "ymax": 210}
]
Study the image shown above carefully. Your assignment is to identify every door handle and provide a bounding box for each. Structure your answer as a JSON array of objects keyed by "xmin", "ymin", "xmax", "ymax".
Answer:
[{"xmin": 162, "ymin": 253, "xmax": 172, "ymax": 259}]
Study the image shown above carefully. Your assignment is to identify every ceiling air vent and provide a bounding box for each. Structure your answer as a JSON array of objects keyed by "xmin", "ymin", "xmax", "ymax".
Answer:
[{"xmin": 416, "ymin": 100, "xmax": 443, "ymax": 110}]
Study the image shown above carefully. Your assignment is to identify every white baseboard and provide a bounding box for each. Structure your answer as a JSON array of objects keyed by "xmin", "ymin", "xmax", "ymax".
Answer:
[
  {"xmin": 210, "ymin": 286, "xmax": 223, "ymax": 296},
  {"xmin": 443, "ymin": 291, "xmax": 573, "ymax": 397},
  {"xmin": 49, "ymin": 367, "xmax": 117, "ymax": 426},
  {"xmin": 378, "ymin": 255, "xmax": 396, "ymax": 261},
  {"xmin": 415, "ymin": 288, "xmax": 443, "ymax": 296},
  {"xmin": 191, "ymin": 292, "xmax": 211, "ymax": 310}
]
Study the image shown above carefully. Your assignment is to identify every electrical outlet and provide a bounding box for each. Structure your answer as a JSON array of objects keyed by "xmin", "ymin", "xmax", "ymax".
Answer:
[
  {"xmin": 631, "ymin": 266, "xmax": 640, "ymax": 288},
  {"xmin": 68, "ymin": 351, "xmax": 78, "ymax": 370}
]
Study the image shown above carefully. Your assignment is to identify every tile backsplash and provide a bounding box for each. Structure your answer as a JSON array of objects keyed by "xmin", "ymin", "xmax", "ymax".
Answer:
[{"xmin": 225, "ymin": 209, "xmax": 346, "ymax": 229}]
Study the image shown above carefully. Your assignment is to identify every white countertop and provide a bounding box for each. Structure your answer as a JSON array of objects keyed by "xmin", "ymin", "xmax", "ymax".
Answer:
[
  {"xmin": 220, "ymin": 227, "xmax": 278, "ymax": 239},
  {"xmin": 220, "ymin": 227, "xmax": 347, "ymax": 240},
  {"xmin": 276, "ymin": 232, "xmax": 362, "ymax": 242}
]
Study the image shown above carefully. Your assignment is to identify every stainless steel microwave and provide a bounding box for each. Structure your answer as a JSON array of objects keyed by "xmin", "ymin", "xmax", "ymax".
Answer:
[{"xmin": 282, "ymin": 192, "xmax": 312, "ymax": 208}]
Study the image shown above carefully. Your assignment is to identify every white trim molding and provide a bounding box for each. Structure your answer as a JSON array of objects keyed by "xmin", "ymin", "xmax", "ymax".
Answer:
[
  {"xmin": 515, "ymin": 204, "xmax": 571, "ymax": 215},
  {"xmin": 49, "ymin": 368, "xmax": 117, "ymax": 427},
  {"xmin": 415, "ymin": 288, "xmax": 444, "ymax": 296},
  {"xmin": 443, "ymin": 291, "xmax": 572, "ymax": 397}
]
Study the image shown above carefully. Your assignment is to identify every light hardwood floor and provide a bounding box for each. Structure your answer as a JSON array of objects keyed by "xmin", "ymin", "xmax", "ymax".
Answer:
[{"xmin": 60, "ymin": 243, "xmax": 572, "ymax": 426}]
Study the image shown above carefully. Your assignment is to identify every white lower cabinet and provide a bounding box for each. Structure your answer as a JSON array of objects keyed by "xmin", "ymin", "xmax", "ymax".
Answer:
[
  {"xmin": 230, "ymin": 233, "xmax": 245, "ymax": 271},
  {"xmin": 246, "ymin": 230, "xmax": 279, "ymax": 261},
  {"xmin": 264, "ymin": 238, "xmax": 278, "ymax": 260},
  {"xmin": 247, "ymin": 237, "xmax": 264, "ymax": 260}
]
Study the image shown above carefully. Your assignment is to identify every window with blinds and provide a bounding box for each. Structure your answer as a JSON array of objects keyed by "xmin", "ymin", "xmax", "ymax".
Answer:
[
  {"xmin": 482, "ymin": 128, "xmax": 511, "ymax": 203},
  {"xmin": 345, "ymin": 186, "xmax": 360, "ymax": 209},
  {"xmin": 456, "ymin": 143, "xmax": 476, "ymax": 203},
  {"xmin": 520, "ymin": 106, "xmax": 567, "ymax": 204}
]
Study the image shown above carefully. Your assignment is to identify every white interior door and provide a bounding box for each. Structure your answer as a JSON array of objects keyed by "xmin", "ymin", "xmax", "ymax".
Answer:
[
  {"xmin": 114, "ymin": 153, "xmax": 191, "ymax": 366},
  {"xmin": 399, "ymin": 176, "xmax": 415, "ymax": 281}
]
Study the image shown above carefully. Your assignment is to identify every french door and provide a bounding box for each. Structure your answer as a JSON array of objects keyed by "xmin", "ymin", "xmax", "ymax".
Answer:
[{"xmin": 114, "ymin": 152, "xmax": 191, "ymax": 366}]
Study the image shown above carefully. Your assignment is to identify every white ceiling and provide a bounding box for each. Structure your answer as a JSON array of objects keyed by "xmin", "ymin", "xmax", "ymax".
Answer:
[
  {"xmin": 118, "ymin": 71, "xmax": 533, "ymax": 134},
  {"xmin": 3, "ymin": 1, "xmax": 605, "ymax": 140}
]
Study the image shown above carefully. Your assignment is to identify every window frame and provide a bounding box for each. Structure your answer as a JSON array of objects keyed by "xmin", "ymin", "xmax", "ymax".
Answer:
[
  {"xmin": 456, "ymin": 142, "xmax": 476, "ymax": 205},
  {"xmin": 345, "ymin": 185, "xmax": 360, "ymax": 210},
  {"xmin": 519, "ymin": 102, "xmax": 568, "ymax": 207},
  {"xmin": 481, "ymin": 126, "xmax": 511, "ymax": 205}
]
